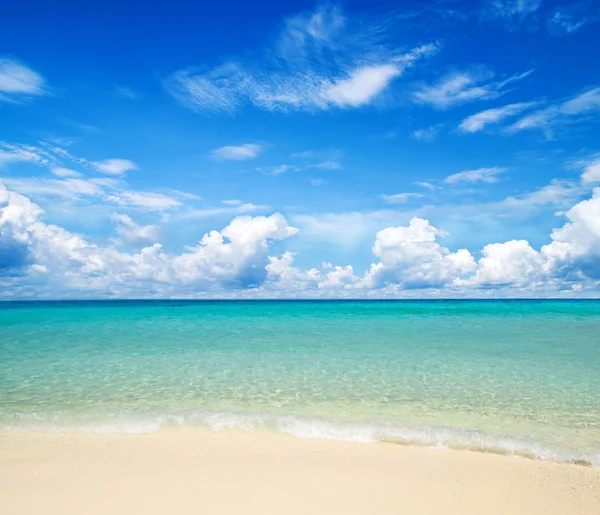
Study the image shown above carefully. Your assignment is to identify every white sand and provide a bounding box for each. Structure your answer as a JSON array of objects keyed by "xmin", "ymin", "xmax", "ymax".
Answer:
[{"xmin": 1, "ymin": 429, "xmax": 599, "ymax": 515}]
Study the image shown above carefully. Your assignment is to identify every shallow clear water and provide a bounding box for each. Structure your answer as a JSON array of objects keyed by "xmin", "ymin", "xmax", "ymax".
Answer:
[{"xmin": 1, "ymin": 300, "xmax": 599, "ymax": 464}]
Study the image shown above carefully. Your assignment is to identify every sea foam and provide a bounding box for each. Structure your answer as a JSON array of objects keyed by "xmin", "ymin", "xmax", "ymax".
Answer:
[{"xmin": 1, "ymin": 409, "xmax": 599, "ymax": 467}]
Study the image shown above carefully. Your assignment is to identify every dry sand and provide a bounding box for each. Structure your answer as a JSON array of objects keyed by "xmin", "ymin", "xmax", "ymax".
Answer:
[{"xmin": 1, "ymin": 429, "xmax": 599, "ymax": 515}]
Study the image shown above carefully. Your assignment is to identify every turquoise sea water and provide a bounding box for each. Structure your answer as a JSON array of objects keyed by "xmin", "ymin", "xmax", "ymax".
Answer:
[{"xmin": 1, "ymin": 300, "xmax": 599, "ymax": 464}]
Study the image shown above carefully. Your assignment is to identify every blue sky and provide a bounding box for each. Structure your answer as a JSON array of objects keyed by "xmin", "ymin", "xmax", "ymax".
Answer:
[{"xmin": 1, "ymin": 0, "xmax": 600, "ymax": 298}]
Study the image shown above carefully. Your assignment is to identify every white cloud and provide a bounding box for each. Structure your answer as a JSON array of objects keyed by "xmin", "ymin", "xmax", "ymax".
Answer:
[
  {"xmin": 111, "ymin": 214, "xmax": 160, "ymax": 247},
  {"xmin": 379, "ymin": 193, "xmax": 424, "ymax": 204},
  {"xmin": 547, "ymin": 10, "xmax": 592, "ymax": 35},
  {"xmin": 412, "ymin": 124, "xmax": 444, "ymax": 142},
  {"xmin": 211, "ymin": 144, "xmax": 262, "ymax": 161},
  {"xmin": 292, "ymin": 210, "xmax": 415, "ymax": 251},
  {"xmin": 321, "ymin": 64, "xmax": 401, "ymax": 107},
  {"xmin": 365, "ymin": 217, "xmax": 476, "ymax": 289},
  {"xmin": 115, "ymin": 86, "xmax": 137, "ymax": 99},
  {"xmin": 165, "ymin": 5, "xmax": 438, "ymax": 114},
  {"xmin": 482, "ymin": 0, "xmax": 542, "ymax": 23},
  {"xmin": 258, "ymin": 164, "xmax": 299, "ymax": 176},
  {"xmin": 444, "ymin": 167, "xmax": 506, "ymax": 184},
  {"xmin": 501, "ymin": 179, "xmax": 584, "ymax": 210},
  {"xmin": 221, "ymin": 199, "xmax": 243, "ymax": 206},
  {"xmin": 106, "ymin": 191, "xmax": 181, "ymax": 211},
  {"xmin": 413, "ymin": 69, "xmax": 533, "ymax": 109},
  {"xmin": 0, "ymin": 142, "xmax": 51, "ymax": 167},
  {"xmin": 0, "ymin": 177, "xmax": 104, "ymax": 200},
  {"xmin": 415, "ymin": 181, "xmax": 438, "ymax": 190},
  {"xmin": 467, "ymin": 240, "xmax": 544, "ymax": 286},
  {"xmin": 51, "ymin": 167, "xmax": 81, "ymax": 178},
  {"xmin": 314, "ymin": 160, "xmax": 341, "ymax": 170},
  {"xmin": 581, "ymin": 158, "xmax": 600, "ymax": 183},
  {"xmin": 0, "ymin": 183, "xmax": 298, "ymax": 294},
  {"xmin": 93, "ymin": 159, "xmax": 139, "ymax": 176},
  {"xmin": 178, "ymin": 203, "xmax": 270, "ymax": 220},
  {"xmin": 291, "ymin": 150, "xmax": 317, "ymax": 159},
  {"xmin": 3, "ymin": 182, "xmax": 600, "ymax": 297},
  {"xmin": 0, "ymin": 58, "xmax": 46, "ymax": 103},
  {"xmin": 508, "ymin": 87, "xmax": 600, "ymax": 135},
  {"xmin": 458, "ymin": 102, "xmax": 536, "ymax": 133}
]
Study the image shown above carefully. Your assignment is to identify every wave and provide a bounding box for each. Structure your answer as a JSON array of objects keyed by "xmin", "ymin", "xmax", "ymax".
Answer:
[{"xmin": 1, "ymin": 409, "xmax": 598, "ymax": 467}]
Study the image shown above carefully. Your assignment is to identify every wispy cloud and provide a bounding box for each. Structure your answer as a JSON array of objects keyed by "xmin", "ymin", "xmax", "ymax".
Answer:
[
  {"xmin": 93, "ymin": 159, "xmax": 139, "ymax": 176},
  {"xmin": 178, "ymin": 202, "xmax": 270, "ymax": 220},
  {"xmin": 415, "ymin": 181, "xmax": 438, "ymax": 190},
  {"xmin": 481, "ymin": 0, "xmax": 542, "ymax": 23},
  {"xmin": 106, "ymin": 191, "xmax": 181, "ymax": 211},
  {"xmin": 51, "ymin": 167, "xmax": 81, "ymax": 178},
  {"xmin": 314, "ymin": 160, "xmax": 341, "ymax": 170},
  {"xmin": 445, "ymin": 167, "xmax": 506, "ymax": 184},
  {"xmin": 221, "ymin": 199, "xmax": 243, "ymax": 206},
  {"xmin": 0, "ymin": 140, "xmax": 189, "ymax": 213},
  {"xmin": 0, "ymin": 177, "xmax": 104, "ymax": 200},
  {"xmin": 0, "ymin": 57, "xmax": 46, "ymax": 103},
  {"xmin": 458, "ymin": 102, "xmax": 537, "ymax": 133},
  {"xmin": 211, "ymin": 144, "xmax": 262, "ymax": 161},
  {"xmin": 546, "ymin": 3, "xmax": 598, "ymax": 35},
  {"xmin": 507, "ymin": 87, "xmax": 600, "ymax": 136},
  {"xmin": 115, "ymin": 86, "xmax": 138, "ymax": 99},
  {"xmin": 165, "ymin": 4, "xmax": 439, "ymax": 114},
  {"xmin": 257, "ymin": 164, "xmax": 300, "ymax": 176},
  {"xmin": 501, "ymin": 179, "xmax": 584, "ymax": 209},
  {"xmin": 379, "ymin": 192, "xmax": 424, "ymax": 204},
  {"xmin": 579, "ymin": 155, "xmax": 600, "ymax": 183},
  {"xmin": 412, "ymin": 123, "xmax": 445, "ymax": 142},
  {"xmin": 413, "ymin": 68, "xmax": 533, "ymax": 109},
  {"xmin": 290, "ymin": 150, "xmax": 317, "ymax": 159},
  {"xmin": 111, "ymin": 214, "xmax": 160, "ymax": 247}
]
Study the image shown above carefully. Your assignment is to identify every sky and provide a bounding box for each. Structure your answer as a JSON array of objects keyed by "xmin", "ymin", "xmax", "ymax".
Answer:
[{"xmin": 1, "ymin": 0, "xmax": 600, "ymax": 299}]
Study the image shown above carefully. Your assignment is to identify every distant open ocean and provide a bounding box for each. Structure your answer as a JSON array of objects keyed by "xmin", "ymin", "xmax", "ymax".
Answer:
[{"xmin": 1, "ymin": 300, "xmax": 599, "ymax": 465}]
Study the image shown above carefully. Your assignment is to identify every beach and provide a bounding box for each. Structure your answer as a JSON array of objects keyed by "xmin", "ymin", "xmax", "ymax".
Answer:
[
  {"xmin": 1, "ymin": 429, "xmax": 599, "ymax": 515},
  {"xmin": 2, "ymin": 300, "xmax": 600, "ymax": 513}
]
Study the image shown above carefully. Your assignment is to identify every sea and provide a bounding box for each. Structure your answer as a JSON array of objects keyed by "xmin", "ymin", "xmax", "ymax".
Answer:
[{"xmin": 1, "ymin": 300, "xmax": 599, "ymax": 465}]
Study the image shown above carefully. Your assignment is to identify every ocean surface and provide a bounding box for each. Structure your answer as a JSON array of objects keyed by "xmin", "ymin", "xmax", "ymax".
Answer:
[{"xmin": 1, "ymin": 300, "xmax": 599, "ymax": 465}]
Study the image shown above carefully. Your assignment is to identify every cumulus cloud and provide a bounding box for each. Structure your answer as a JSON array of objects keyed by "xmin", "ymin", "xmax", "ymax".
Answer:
[
  {"xmin": 444, "ymin": 167, "xmax": 505, "ymax": 184},
  {"xmin": 413, "ymin": 69, "xmax": 533, "ymax": 109},
  {"xmin": 0, "ymin": 57, "xmax": 46, "ymax": 103},
  {"xmin": 365, "ymin": 217, "xmax": 477, "ymax": 289},
  {"xmin": 458, "ymin": 102, "xmax": 536, "ymax": 132},
  {"xmin": 3, "ymin": 176, "xmax": 600, "ymax": 297},
  {"xmin": 211, "ymin": 144, "xmax": 262, "ymax": 161},
  {"xmin": 165, "ymin": 5, "xmax": 438, "ymax": 114},
  {"xmin": 0, "ymin": 184, "xmax": 298, "ymax": 294}
]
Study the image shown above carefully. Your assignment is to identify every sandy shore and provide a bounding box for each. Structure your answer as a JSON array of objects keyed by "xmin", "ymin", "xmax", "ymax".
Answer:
[{"xmin": 1, "ymin": 430, "xmax": 599, "ymax": 515}]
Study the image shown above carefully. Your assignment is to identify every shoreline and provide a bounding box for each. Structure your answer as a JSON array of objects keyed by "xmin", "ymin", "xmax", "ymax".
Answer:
[{"xmin": 2, "ymin": 429, "xmax": 599, "ymax": 515}]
